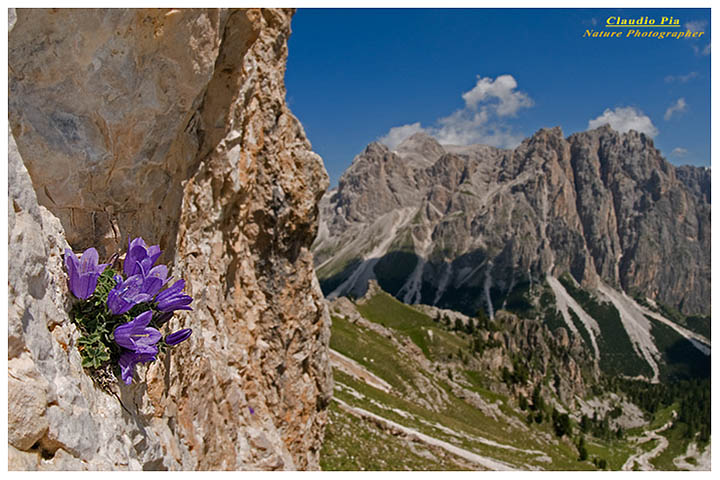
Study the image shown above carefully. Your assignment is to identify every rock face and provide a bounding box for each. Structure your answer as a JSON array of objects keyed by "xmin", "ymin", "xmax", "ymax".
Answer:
[
  {"xmin": 314, "ymin": 128, "xmax": 710, "ymax": 317},
  {"xmin": 9, "ymin": 8, "xmax": 331, "ymax": 470}
]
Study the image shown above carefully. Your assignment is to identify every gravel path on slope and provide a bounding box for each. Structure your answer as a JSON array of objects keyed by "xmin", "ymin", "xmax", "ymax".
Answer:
[
  {"xmin": 621, "ymin": 411, "xmax": 676, "ymax": 470},
  {"xmin": 329, "ymin": 349, "xmax": 393, "ymax": 393},
  {"xmin": 334, "ymin": 397, "xmax": 516, "ymax": 470}
]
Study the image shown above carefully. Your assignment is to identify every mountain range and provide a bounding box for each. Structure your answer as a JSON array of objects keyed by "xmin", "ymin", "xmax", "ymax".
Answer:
[
  {"xmin": 314, "ymin": 126, "xmax": 709, "ymax": 317},
  {"xmin": 313, "ymin": 126, "xmax": 710, "ymax": 382}
]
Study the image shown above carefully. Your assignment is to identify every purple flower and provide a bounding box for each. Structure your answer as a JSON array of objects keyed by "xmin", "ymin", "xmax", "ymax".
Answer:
[
  {"xmin": 121, "ymin": 237, "xmax": 168, "ymax": 299},
  {"xmin": 138, "ymin": 264, "xmax": 168, "ymax": 298},
  {"xmin": 156, "ymin": 279, "xmax": 193, "ymax": 313},
  {"xmin": 64, "ymin": 248, "xmax": 109, "ymax": 299},
  {"xmin": 118, "ymin": 349, "xmax": 158, "ymax": 385},
  {"xmin": 124, "ymin": 237, "xmax": 162, "ymax": 278},
  {"xmin": 154, "ymin": 311, "xmax": 174, "ymax": 326},
  {"xmin": 165, "ymin": 328, "xmax": 192, "ymax": 346},
  {"xmin": 107, "ymin": 274, "xmax": 153, "ymax": 315},
  {"xmin": 113, "ymin": 311, "xmax": 162, "ymax": 353},
  {"xmin": 114, "ymin": 311, "xmax": 162, "ymax": 385}
]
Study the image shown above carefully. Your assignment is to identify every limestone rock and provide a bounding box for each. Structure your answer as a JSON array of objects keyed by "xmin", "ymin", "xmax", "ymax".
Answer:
[
  {"xmin": 9, "ymin": 8, "xmax": 330, "ymax": 470},
  {"xmin": 316, "ymin": 128, "xmax": 710, "ymax": 316},
  {"xmin": 9, "ymin": 123, "xmax": 178, "ymax": 472},
  {"xmin": 7, "ymin": 354, "xmax": 50, "ymax": 451}
]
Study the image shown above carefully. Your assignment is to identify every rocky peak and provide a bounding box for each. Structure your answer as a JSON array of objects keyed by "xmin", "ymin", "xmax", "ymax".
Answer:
[
  {"xmin": 361, "ymin": 141, "xmax": 391, "ymax": 158},
  {"xmin": 397, "ymin": 131, "xmax": 444, "ymax": 151},
  {"xmin": 394, "ymin": 132, "xmax": 446, "ymax": 167},
  {"xmin": 332, "ymin": 136, "xmax": 430, "ymax": 224},
  {"xmin": 570, "ymin": 126, "xmax": 666, "ymax": 182},
  {"xmin": 526, "ymin": 126, "xmax": 565, "ymax": 145},
  {"xmin": 316, "ymin": 124, "xmax": 710, "ymax": 316}
]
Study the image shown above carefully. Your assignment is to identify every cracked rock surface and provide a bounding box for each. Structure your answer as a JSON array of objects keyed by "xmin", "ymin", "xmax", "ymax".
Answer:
[{"xmin": 9, "ymin": 8, "xmax": 331, "ymax": 470}]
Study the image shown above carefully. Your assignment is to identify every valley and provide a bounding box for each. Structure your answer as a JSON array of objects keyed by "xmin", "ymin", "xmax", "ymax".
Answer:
[
  {"xmin": 314, "ymin": 126, "xmax": 711, "ymax": 470},
  {"xmin": 319, "ymin": 284, "xmax": 710, "ymax": 470}
]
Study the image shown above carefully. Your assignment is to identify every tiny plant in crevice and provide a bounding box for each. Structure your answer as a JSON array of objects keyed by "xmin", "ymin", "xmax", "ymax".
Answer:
[{"xmin": 64, "ymin": 237, "xmax": 193, "ymax": 388}]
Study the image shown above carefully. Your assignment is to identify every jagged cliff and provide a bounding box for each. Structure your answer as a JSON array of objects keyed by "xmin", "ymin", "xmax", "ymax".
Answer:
[
  {"xmin": 9, "ymin": 8, "xmax": 331, "ymax": 470},
  {"xmin": 314, "ymin": 127, "xmax": 710, "ymax": 317}
]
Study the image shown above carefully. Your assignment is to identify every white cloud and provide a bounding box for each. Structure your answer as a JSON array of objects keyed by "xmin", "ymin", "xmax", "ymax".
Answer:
[
  {"xmin": 684, "ymin": 20, "xmax": 710, "ymax": 56},
  {"xmin": 588, "ymin": 106, "xmax": 659, "ymax": 137},
  {"xmin": 671, "ymin": 147, "xmax": 689, "ymax": 157},
  {"xmin": 685, "ymin": 20, "xmax": 707, "ymax": 33},
  {"xmin": 665, "ymin": 72, "xmax": 698, "ymax": 83},
  {"xmin": 378, "ymin": 122, "xmax": 426, "ymax": 150},
  {"xmin": 434, "ymin": 108, "xmax": 523, "ymax": 148},
  {"xmin": 461, "ymin": 74, "xmax": 534, "ymax": 116},
  {"xmin": 433, "ymin": 109, "xmax": 489, "ymax": 145},
  {"xmin": 694, "ymin": 43, "xmax": 711, "ymax": 56},
  {"xmin": 378, "ymin": 109, "xmax": 523, "ymax": 150},
  {"xmin": 664, "ymin": 98, "xmax": 688, "ymax": 121},
  {"xmin": 377, "ymin": 74, "xmax": 533, "ymax": 149},
  {"xmin": 692, "ymin": 43, "xmax": 711, "ymax": 56}
]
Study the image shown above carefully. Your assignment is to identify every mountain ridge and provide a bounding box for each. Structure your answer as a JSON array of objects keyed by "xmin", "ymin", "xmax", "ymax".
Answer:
[{"xmin": 313, "ymin": 125, "xmax": 710, "ymax": 317}]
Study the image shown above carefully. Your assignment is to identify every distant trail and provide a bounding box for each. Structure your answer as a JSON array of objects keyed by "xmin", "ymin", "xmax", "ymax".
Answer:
[
  {"xmin": 334, "ymin": 398, "xmax": 516, "ymax": 471},
  {"xmin": 329, "ymin": 349, "xmax": 392, "ymax": 393},
  {"xmin": 621, "ymin": 411, "xmax": 676, "ymax": 471}
]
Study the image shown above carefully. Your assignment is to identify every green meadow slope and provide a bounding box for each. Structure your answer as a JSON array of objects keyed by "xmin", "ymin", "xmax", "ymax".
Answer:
[{"xmin": 320, "ymin": 284, "xmax": 710, "ymax": 471}]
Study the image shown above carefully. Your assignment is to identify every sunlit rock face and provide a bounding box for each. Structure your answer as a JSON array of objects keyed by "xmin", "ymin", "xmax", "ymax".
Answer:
[
  {"xmin": 9, "ymin": 8, "xmax": 331, "ymax": 470},
  {"xmin": 315, "ymin": 127, "xmax": 710, "ymax": 317}
]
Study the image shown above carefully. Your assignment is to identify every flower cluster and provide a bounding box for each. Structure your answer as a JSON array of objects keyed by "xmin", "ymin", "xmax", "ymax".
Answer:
[{"xmin": 65, "ymin": 237, "xmax": 193, "ymax": 385}]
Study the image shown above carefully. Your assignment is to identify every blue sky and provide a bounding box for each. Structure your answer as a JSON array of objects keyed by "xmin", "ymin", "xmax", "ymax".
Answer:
[{"xmin": 285, "ymin": 8, "xmax": 711, "ymax": 187}]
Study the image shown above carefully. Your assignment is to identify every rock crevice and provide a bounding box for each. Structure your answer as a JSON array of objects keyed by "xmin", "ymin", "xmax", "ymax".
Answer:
[{"xmin": 9, "ymin": 8, "xmax": 331, "ymax": 470}]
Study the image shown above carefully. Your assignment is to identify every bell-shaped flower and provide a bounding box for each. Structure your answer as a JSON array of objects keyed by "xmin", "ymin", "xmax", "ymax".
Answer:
[
  {"xmin": 118, "ymin": 348, "xmax": 158, "ymax": 385},
  {"xmin": 64, "ymin": 248, "xmax": 109, "ymax": 300},
  {"xmin": 123, "ymin": 237, "xmax": 162, "ymax": 278},
  {"xmin": 154, "ymin": 311, "xmax": 174, "ymax": 327},
  {"xmin": 165, "ymin": 328, "xmax": 192, "ymax": 346},
  {"xmin": 156, "ymin": 279, "xmax": 193, "ymax": 313},
  {"xmin": 113, "ymin": 311, "xmax": 162, "ymax": 353},
  {"xmin": 107, "ymin": 274, "xmax": 153, "ymax": 315},
  {"xmin": 139, "ymin": 264, "xmax": 168, "ymax": 298}
]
